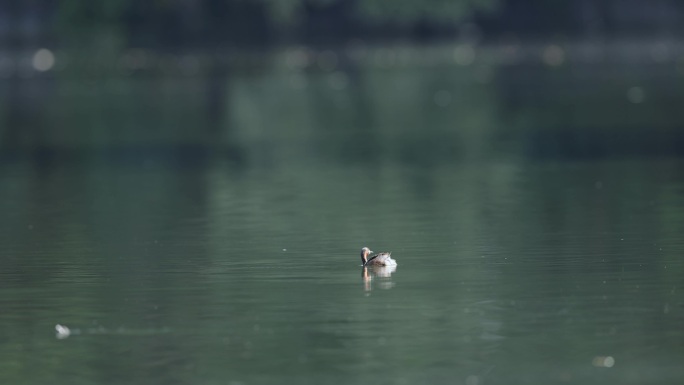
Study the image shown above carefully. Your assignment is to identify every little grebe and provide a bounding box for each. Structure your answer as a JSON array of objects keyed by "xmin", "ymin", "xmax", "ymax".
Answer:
[{"xmin": 360, "ymin": 247, "xmax": 397, "ymax": 267}]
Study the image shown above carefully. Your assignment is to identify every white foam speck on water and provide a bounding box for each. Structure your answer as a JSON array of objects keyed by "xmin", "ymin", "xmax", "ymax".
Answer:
[
  {"xmin": 55, "ymin": 324, "xmax": 71, "ymax": 339},
  {"xmin": 54, "ymin": 324, "xmax": 171, "ymax": 339},
  {"xmin": 592, "ymin": 356, "xmax": 615, "ymax": 368}
]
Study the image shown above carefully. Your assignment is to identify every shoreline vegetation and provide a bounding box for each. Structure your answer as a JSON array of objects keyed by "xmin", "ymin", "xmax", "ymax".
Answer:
[{"xmin": 4, "ymin": 39, "xmax": 684, "ymax": 77}]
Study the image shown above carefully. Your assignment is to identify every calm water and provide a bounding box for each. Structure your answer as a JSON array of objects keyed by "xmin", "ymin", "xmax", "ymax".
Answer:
[
  {"xmin": 2, "ymin": 46, "xmax": 684, "ymax": 384},
  {"xmin": 2, "ymin": 159, "xmax": 684, "ymax": 385}
]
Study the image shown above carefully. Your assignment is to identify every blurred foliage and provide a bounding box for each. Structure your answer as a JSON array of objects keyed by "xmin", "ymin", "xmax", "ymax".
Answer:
[
  {"xmin": 357, "ymin": 0, "xmax": 499, "ymax": 23},
  {"xmin": 56, "ymin": 1, "xmax": 130, "ymax": 25},
  {"xmin": 55, "ymin": 0, "xmax": 498, "ymax": 25},
  {"xmin": 256, "ymin": 0, "xmax": 500, "ymax": 24},
  {"xmin": 7, "ymin": 0, "xmax": 684, "ymax": 48},
  {"xmin": 50, "ymin": 0, "xmax": 500, "ymax": 48},
  {"xmin": 259, "ymin": 0, "xmax": 304, "ymax": 24}
]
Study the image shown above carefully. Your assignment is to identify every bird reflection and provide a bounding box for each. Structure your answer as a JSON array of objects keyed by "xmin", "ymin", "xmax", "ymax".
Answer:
[{"xmin": 362, "ymin": 265, "xmax": 397, "ymax": 292}]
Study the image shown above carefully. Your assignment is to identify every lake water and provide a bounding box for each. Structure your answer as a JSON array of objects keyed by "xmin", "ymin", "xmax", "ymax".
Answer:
[
  {"xmin": 2, "ymin": 46, "xmax": 684, "ymax": 384},
  {"xmin": 2, "ymin": 159, "xmax": 684, "ymax": 385}
]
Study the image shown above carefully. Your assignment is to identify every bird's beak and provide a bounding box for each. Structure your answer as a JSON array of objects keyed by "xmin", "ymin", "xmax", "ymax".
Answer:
[{"xmin": 368, "ymin": 250, "xmax": 374, "ymax": 255}]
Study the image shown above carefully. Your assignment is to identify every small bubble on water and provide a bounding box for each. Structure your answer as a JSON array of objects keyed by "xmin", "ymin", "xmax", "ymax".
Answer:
[
  {"xmin": 33, "ymin": 48, "xmax": 55, "ymax": 71},
  {"xmin": 592, "ymin": 356, "xmax": 615, "ymax": 368},
  {"xmin": 283, "ymin": 249, "xmax": 287, "ymax": 252},
  {"xmin": 55, "ymin": 324, "xmax": 71, "ymax": 339}
]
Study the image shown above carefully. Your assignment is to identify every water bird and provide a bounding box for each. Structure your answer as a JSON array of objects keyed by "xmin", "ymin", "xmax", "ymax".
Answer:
[{"xmin": 360, "ymin": 247, "xmax": 397, "ymax": 267}]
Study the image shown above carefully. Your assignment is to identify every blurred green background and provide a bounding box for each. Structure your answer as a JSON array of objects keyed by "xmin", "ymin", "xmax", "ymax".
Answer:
[
  {"xmin": 3, "ymin": 0, "xmax": 684, "ymax": 162},
  {"xmin": 3, "ymin": 2, "xmax": 684, "ymax": 385}
]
